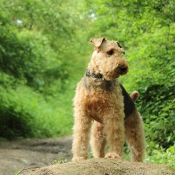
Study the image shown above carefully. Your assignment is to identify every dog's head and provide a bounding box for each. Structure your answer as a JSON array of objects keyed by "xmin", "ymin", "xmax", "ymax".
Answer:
[{"xmin": 89, "ymin": 37, "xmax": 128, "ymax": 80}]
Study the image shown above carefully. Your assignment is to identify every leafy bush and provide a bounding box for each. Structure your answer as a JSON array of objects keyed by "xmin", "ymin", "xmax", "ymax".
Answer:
[
  {"xmin": 0, "ymin": 82, "xmax": 74, "ymax": 139},
  {"xmin": 137, "ymin": 85, "xmax": 175, "ymax": 148},
  {"xmin": 0, "ymin": 84, "xmax": 43, "ymax": 138},
  {"xmin": 145, "ymin": 144, "xmax": 175, "ymax": 168}
]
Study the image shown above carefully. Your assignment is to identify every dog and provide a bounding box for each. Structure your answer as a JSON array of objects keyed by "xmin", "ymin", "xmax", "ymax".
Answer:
[{"xmin": 72, "ymin": 37, "xmax": 146, "ymax": 162}]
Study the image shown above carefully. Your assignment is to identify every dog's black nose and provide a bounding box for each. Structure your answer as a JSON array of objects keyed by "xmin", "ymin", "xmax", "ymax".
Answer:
[{"xmin": 120, "ymin": 66, "xmax": 128, "ymax": 74}]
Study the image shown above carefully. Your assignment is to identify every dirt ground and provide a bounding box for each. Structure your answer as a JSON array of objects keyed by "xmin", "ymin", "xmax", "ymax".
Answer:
[
  {"xmin": 0, "ymin": 136, "xmax": 73, "ymax": 175},
  {"xmin": 21, "ymin": 158, "xmax": 175, "ymax": 175},
  {"xmin": 0, "ymin": 137, "xmax": 174, "ymax": 175}
]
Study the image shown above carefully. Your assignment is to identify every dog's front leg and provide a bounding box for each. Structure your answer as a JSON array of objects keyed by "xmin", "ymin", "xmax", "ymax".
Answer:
[
  {"xmin": 72, "ymin": 112, "xmax": 92, "ymax": 162},
  {"xmin": 90, "ymin": 121, "xmax": 106, "ymax": 158},
  {"xmin": 103, "ymin": 111, "xmax": 125, "ymax": 159}
]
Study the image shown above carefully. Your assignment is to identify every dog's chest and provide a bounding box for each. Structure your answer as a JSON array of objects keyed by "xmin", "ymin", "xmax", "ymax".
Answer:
[
  {"xmin": 84, "ymin": 89, "xmax": 117, "ymax": 123},
  {"xmin": 86, "ymin": 92, "xmax": 109, "ymax": 111}
]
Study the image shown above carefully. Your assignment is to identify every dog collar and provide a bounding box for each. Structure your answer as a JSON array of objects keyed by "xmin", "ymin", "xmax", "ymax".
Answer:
[
  {"xmin": 85, "ymin": 68, "xmax": 117, "ymax": 91},
  {"xmin": 86, "ymin": 69, "xmax": 103, "ymax": 79}
]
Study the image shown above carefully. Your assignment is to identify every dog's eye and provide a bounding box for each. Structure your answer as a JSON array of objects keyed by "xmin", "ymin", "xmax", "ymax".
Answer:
[{"xmin": 107, "ymin": 50, "xmax": 114, "ymax": 55}]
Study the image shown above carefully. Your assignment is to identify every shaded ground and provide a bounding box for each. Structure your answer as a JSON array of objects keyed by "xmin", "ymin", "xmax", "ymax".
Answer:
[{"xmin": 0, "ymin": 136, "xmax": 72, "ymax": 175}]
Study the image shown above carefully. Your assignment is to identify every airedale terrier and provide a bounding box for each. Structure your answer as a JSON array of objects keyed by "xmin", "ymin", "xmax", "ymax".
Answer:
[{"xmin": 72, "ymin": 38, "xmax": 146, "ymax": 162}]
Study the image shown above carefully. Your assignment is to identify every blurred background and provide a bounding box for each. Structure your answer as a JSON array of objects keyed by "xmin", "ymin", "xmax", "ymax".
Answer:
[{"xmin": 0, "ymin": 0, "xmax": 174, "ymax": 167}]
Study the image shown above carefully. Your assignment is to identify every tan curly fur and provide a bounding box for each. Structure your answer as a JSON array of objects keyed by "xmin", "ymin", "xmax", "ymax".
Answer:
[{"xmin": 72, "ymin": 38, "xmax": 146, "ymax": 162}]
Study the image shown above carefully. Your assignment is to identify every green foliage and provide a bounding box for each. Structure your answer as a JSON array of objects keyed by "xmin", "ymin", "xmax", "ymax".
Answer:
[
  {"xmin": 145, "ymin": 144, "xmax": 175, "ymax": 168},
  {"xmin": 0, "ymin": 84, "xmax": 45, "ymax": 138},
  {"xmin": 138, "ymin": 85, "xmax": 175, "ymax": 148},
  {"xmin": 0, "ymin": 17, "xmax": 69, "ymax": 93},
  {"xmin": 0, "ymin": 0, "xmax": 80, "ymax": 139},
  {"xmin": 0, "ymin": 81, "xmax": 74, "ymax": 139}
]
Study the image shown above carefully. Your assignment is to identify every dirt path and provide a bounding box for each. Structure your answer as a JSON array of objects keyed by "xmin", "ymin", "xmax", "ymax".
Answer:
[{"xmin": 0, "ymin": 136, "xmax": 73, "ymax": 175}]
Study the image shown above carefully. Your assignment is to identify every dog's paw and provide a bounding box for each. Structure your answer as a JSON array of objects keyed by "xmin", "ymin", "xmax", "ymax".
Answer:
[
  {"xmin": 105, "ymin": 153, "xmax": 121, "ymax": 159},
  {"xmin": 72, "ymin": 156, "xmax": 87, "ymax": 162}
]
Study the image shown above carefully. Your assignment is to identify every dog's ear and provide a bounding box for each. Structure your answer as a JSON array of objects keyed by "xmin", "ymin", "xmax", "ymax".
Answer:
[
  {"xmin": 90, "ymin": 37, "xmax": 106, "ymax": 48},
  {"xmin": 117, "ymin": 41, "xmax": 125, "ymax": 54}
]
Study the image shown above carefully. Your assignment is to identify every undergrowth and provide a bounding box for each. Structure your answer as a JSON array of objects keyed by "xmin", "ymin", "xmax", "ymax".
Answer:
[
  {"xmin": 0, "ymin": 84, "xmax": 74, "ymax": 139},
  {"xmin": 145, "ymin": 144, "xmax": 175, "ymax": 168}
]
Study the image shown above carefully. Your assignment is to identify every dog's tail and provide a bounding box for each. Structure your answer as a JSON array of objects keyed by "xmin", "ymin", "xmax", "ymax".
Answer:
[{"xmin": 130, "ymin": 91, "xmax": 139, "ymax": 102}]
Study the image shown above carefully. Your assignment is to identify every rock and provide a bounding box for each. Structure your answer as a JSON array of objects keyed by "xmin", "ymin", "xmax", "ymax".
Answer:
[{"xmin": 19, "ymin": 158, "xmax": 175, "ymax": 175}]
